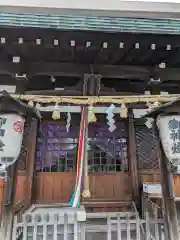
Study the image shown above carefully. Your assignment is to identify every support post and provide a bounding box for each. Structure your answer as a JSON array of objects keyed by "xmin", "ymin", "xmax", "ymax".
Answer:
[
  {"xmin": 82, "ymin": 74, "xmax": 101, "ymax": 199},
  {"xmin": 83, "ymin": 74, "xmax": 101, "ymax": 97},
  {"xmin": 155, "ymin": 126, "xmax": 180, "ymax": 240},
  {"xmin": 24, "ymin": 118, "xmax": 38, "ymax": 209},
  {"xmin": 128, "ymin": 109, "xmax": 140, "ymax": 209},
  {"xmin": 15, "ymin": 75, "xmax": 28, "ymax": 94},
  {"xmin": 0, "ymin": 160, "xmax": 19, "ymax": 240}
]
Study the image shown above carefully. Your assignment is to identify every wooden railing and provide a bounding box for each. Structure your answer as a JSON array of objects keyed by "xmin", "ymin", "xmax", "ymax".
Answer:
[
  {"xmin": 142, "ymin": 196, "xmax": 165, "ymax": 239},
  {"xmin": 12, "ymin": 207, "xmax": 165, "ymax": 240}
]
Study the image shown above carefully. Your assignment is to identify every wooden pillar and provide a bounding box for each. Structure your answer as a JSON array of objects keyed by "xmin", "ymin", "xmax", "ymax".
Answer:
[
  {"xmin": 83, "ymin": 74, "xmax": 101, "ymax": 96},
  {"xmin": 24, "ymin": 118, "xmax": 38, "ymax": 209},
  {"xmin": 81, "ymin": 74, "xmax": 101, "ymax": 198},
  {"xmin": 15, "ymin": 76, "xmax": 28, "ymax": 94},
  {"xmin": 0, "ymin": 161, "xmax": 19, "ymax": 240},
  {"xmin": 128, "ymin": 109, "xmax": 140, "ymax": 207},
  {"xmin": 155, "ymin": 127, "xmax": 180, "ymax": 240}
]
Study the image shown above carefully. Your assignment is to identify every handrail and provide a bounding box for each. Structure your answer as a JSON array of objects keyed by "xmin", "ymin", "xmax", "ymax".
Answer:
[
  {"xmin": 132, "ymin": 201, "xmax": 146, "ymax": 237},
  {"xmin": 14, "ymin": 201, "xmax": 24, "ymax": 214}
]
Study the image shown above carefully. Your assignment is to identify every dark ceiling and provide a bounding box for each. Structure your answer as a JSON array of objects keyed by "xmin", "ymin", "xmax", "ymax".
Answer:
[{"xmin": 0, "ymin": 27, "xmax": 180, "ymax": 94}]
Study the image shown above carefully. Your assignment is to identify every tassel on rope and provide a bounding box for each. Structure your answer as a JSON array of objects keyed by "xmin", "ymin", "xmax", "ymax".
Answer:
[
  {"xmin": 82, "ymin": 176, "xmax": 91, "ymax": 198},
  {"xmin": 146, "ymin": 101, "xmax": 153, "ymax": 111},
  {"xmin": 35, "ymin": 103, "xmax": 41, "ymax": 109},
  {"xmin": 28, "ymin": 100, "xmax": 34, "ymax": 107},
  {"xmin": 120, "ymin": 102, "xmax": 128, "ymax": 118},
  {"xmin": 88, "ymin": 105, "xmax": 97, "ymax": 123},
  {"xmin": 82, "ymin": 107, "xmax": 91, "ymax": 198},
  {"xmin": 52, "ymin": 103, "xmax": 60, "ymax": 120},
  {"xmin": 153, "ymin": 101, "xmax": 160, "ymax": 108}
]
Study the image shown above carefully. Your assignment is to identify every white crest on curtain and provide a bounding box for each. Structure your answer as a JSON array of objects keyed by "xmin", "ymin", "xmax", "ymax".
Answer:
[
  {"xmin": 0, "ymin": 113, "xmax": 25, "ymax": 172},
  {"xmin": 157, "ymin": 115, "xmax": 180, "ymax": 167}
]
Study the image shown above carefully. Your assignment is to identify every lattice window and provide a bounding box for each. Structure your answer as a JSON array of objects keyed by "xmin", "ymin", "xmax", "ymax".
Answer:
[
  {"xmin": 36, "ymin": 122, "xmax": 79, "ymax": 172},
  {"xmin": 88, "ymin": 122, "xmax": 128, "ymax": 173},
  {"xmin": 135, "ymin": 124, "xmax": 159, "ymax": 170},
  {"xmin": 36, "ymin": 120, "xmax": 128, "ymax": 173}
]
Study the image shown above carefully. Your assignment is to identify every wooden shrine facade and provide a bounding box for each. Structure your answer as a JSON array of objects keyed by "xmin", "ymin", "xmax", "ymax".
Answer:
[
  {"xmin": 5, "ymin": 102, "xmax": 180, "ymax": 213},
  {"xmin": 1, "ymin": 25, "xmax": 180, "ymax": 215}
]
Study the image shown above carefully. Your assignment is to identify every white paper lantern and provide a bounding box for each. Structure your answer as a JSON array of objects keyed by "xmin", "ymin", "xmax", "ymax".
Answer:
[
  {"xmin": 157, "ymin": 115, "xmax": 180, "ymax": 166},
  {"xmin": 0, "ymin": 113, "xmax": 25, "ymax": 171}
]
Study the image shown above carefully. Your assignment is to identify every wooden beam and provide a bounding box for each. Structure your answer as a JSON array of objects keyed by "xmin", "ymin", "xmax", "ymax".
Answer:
[
  {"xmin": 1, "ymin": 29, "xmax": 180, "ymax": 48},
  {"xmin": 0, "ymin": 62, "xmax": 179, "ymax": 81}
]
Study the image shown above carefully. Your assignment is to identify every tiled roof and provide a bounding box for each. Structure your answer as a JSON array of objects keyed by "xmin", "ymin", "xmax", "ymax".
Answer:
[{"xmin": 0, "ymin": 12, "xmax": 180, "ymax": 34}]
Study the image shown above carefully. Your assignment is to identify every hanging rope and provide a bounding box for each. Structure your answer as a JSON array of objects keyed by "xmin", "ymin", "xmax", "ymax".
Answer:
[
  {"xmin": 69, "ymin": 107, "xmax": 86, "ymax": 207},
  {"xmin": 82, "ymin": 107, "xmax": 91, "ymax": 198},
  {"xmin": 12, "ymin": 94, "xmax": 180, "ymax": 105}
]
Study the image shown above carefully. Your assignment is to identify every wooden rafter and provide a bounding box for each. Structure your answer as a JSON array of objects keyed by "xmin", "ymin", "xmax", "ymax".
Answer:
[{"xmin": 0, "ymin": 62, "xmax": 180, "ymax": 81}]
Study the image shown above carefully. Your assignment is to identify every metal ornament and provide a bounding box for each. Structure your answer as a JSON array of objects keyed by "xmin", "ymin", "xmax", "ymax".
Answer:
[{"xmin": 106, "ymin": 104, "xmax": 116, "ymax": 132}]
